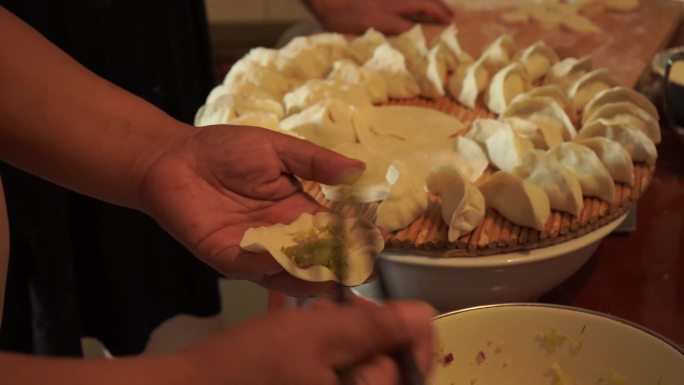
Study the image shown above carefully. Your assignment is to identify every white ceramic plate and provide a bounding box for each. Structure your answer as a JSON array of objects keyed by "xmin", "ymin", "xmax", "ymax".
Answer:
[{"xmin": 355, "ymin": 215, "xmax": 627, "ymax": 311}]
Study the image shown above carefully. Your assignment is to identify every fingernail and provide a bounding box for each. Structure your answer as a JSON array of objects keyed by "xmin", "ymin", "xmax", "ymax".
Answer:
[{"xmin": 334, "ymin": 166, "xmax": 365, "ymax": 185}]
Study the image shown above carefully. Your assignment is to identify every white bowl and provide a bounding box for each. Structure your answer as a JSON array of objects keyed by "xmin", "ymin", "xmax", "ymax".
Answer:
[
  {"xmin": 430, "ymin": 304, "xmax": 684, "ymax": 385},
  {"xmin": 354, "ymin": 214, "xmax": 627, "ymax": 311}
]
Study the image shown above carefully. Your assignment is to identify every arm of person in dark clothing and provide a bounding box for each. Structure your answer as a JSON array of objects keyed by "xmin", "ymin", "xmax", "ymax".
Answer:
[{"xmin": 302, "ymin": 0, "xmax": 454, "ymax": 34}]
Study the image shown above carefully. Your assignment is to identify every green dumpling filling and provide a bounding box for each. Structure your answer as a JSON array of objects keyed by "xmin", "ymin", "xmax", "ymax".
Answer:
[{"xmin": 281, "ymin": 221, "xmax": 347, "ymax": 280}]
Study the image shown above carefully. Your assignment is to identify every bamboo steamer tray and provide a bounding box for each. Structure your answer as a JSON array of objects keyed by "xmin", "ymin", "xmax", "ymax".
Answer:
[{"xmin": 302, "ymin": 96, "xmax": 655, "ymax": 258}]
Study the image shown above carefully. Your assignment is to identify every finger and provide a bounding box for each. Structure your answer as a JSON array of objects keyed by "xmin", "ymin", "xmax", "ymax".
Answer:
[
  {"xmin": 256, "ymin": 270, "xmax": 341, "ymax": 298},
  {"xmin": 312, "ymin": 301, "xmax": 436, "ymax": 367},
  {"xmin": 310, "ymin": 298, "xmax": 337, "ymax": 310},
  {"xmin": 393, "ymin": 0, "xmax": 454, "ymax": 23},
  {"xmin": 340, "ymin": 354, "xmax": 399, "ymax": 385},
  {"xmin": 368, "ymin": 13, "xmax": 417, "ymax": 34},
  {"xmin": 268, "ymin": 131, "xmax": 366, "ymax": 186}
]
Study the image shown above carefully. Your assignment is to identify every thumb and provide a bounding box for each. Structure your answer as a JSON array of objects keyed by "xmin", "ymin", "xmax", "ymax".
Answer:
[{"xmin": 269, "ymin": 131, "xmax": 366, "ymax": 185}]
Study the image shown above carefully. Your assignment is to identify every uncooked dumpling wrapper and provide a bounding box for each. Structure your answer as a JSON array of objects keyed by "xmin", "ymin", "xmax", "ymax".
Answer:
[
  {"xmin": 512, "ymin": 149, "xmax": 584, "ymax": 216},
  {"xmin": 391, "ymin": 24, "xmax": 429, "ymax": 66},
  {"xmin": 583, "ymin": 86, "xmax": 659, "ymax": 123},
  {"xmin": 448, "ymin": 57, "xmax": 492, "ymax": 108},
  {"xmin": 512, "ymin": 84, "xmax": 578, "ymax": 124},
  {"xmin": 567, "ymin": 69, "xmax": 619, "ymax": 112},
  {"xmin": 205, "ymin": 82, "xmax": 279, "ymax": 105},
  {"xmin": 275, "ymin": 37, "xmax": 338, "ymax": 80},
  {"xmin": 485, "ymin": 62, "xmax": 532, "ymax": 114},
  {"xmin": 466, "ymin": 119, "xmax": 534, "ymax": 172},
  {"xmin": 283, "ymin": 79, "xmax": 373, "ymax": 115},
  {"xmin": 357, "ymin": 105, "xmax": 465, "ymax": 142},
  {"xmin": 239, "ymin": 212, "xmax": 384, "ymax": 286},
  {"xmin": 544, "ymin": 56, "xmax": 593, "ymax": 91},
  {"xmin": 502, "ymin": 95, "xmax": 577, "ymax": 140},
  {"xmin": 194, "ymin": 94, "xmax": 284, "ymax": 127},
  {"xmin": 321, "ymin": 142, "xmax": 393, "ymax": 203},
  {"xmin": 426, "ymin": 165, "xmax": 485, "ymax": 242},
  {"xmin": 578, "ymin": 137, "xmax": 635, "ymax": 186},
  {"xmin": 328, "ymin": 59, "xmax": 389, "ymax": 104},
  {"xmin": 478, "ymin": 171, "xmax": 551, "ymax": 231},
  {"xmin": 364, "ymin": 43, "xmax": 421, "ymax": 99},
  {"xmin": 376, "ymin": 162, "xmax": 429, "ymax": 232},
  {"xmin": 479, "ymin": 34, "xmax": 515, "ymax": 73},
  {"xmin": 548, "ymin": 142, "xmax": 616, "ymax": 203},
  {"xmin": 516, "ymin": 40, "xmax": 559, "ymax": 82},
  {"xmin": 279, "ymin": 99, "xmax": 360, "ymax": 149},
  {"xmin": 430, "ymin": 24, "xmax": 473, "ymax": 72},
  {"xmin": 349, "ymin": 28, "xmax": 387, "ymax": 64},
  {"xmin": 504, "ymin": 117, "xmax": 564, "ymax": 150},
  {"xmin": 223, "ymin": 59, "xmax": 299, "ymax": 99},
  {"xmin": 409, "ymin": 44, "xmax": 447, "ymax": 99},
  {"xmin": 583, "ymin": 101, "xmax": 661, "ymax": 144},
  {"xmin": 575, "ymin": 119, "xmax": 657, "ymax": 165}
]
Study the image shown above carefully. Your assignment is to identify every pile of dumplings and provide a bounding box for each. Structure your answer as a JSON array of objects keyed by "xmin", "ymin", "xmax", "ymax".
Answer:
[{"xmin": 195, "ymin": 23, "xmax": 659, "ymax": 250}]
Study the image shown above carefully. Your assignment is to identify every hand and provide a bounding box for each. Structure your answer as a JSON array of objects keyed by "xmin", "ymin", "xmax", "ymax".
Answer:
[
  {"xmin": 139, "ymin": 125, "xmax": 366, "ymax": 297},
  {"xmin": 177, "ymin": 299, "xmax": 437, "ymax": 385},
  {"xmin": 303, "ymin": 0, "xmax": 454, "ymax": 35}
]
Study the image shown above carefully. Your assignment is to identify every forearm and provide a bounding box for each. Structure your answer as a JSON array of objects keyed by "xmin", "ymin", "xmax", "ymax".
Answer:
[
  {"xmin": 0, "ymin": 7, "xmax": 198, "ymax": 209},
  {"xmin": 0, "ymin": 352, "xmax": 193, "ymax": 385}
]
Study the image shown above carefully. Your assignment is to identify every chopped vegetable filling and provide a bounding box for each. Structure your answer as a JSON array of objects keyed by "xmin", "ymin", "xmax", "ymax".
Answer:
[{"xmin": 281, "ymin": 222, "xmax": 347, "ymax": 280}]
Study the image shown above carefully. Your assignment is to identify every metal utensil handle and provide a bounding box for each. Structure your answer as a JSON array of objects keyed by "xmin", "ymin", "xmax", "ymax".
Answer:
[{"xmin": 663, "ymin": 51, "xmax": 684, "ymax": 129}]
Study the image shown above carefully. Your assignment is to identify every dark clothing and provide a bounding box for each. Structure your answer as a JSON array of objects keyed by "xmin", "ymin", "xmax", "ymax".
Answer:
[{"xmin": 0, "ymin": 0, "xmax": 221, "ymax": 356}]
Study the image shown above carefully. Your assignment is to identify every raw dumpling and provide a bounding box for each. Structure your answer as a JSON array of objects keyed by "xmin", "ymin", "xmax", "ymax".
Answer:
[
  {"xmin": 485, "ymin": 62, "xmax": 532, "ymax": 114},
  {"xmin": 321, "ymin": 142, "xmax": 393, "ymax": 203},
  {"xmin": 239, "ymin": 212, "xmax": 384, "ymax": 286},
  {"xmin": 578, "ymin": 137, "xmax": 635, "ymax": 185},
  {"xmin": 504, "ymin": 117, "xmax": 564, "ymax": 150},
  {"xmin": 478, "ymin": 171, "xmax": 551, "ymax": 231},
  {"xmin": 583, "ymin": 86, "xmax": 659, "ymax": 123},
  {"xmin": 544, "ymin": 56, "xmax": 593, "ymax": 90},
  {"xmin": 357, "ymin": 105, "xmax": 465, "ymax": 142},
  {"xmin": 328, "ymin": 59, "xmax": 389, "ymax": 104},
  {"xmin": 273, "ymin": 38, "xmax": 332, "ymax": 81},
  {"xmin": 448, "ymin": 56, "xmax": 492, "ymax": 108},
  {"xmin": 391, "ymin": 24, "xmax": 429, "ymax": 65},
  {"xmin": 283, "ymin": 79, "xmax": 372, "ymax": 115},
  {"xmin": 583, "ymin": 101, "xmax": 661, "ymax": 143},
  {"xmin": 479, "ymin": 34, "xmax": 515, "ymax": 72},
  {"xmin": 194, "ymin": 94, "xmax": 285, "ymax": 127},
  {"xmin": 516, "ymin": 41, "xmax": 559, "ymax": 82},
  {"xmin": 279, "ymin": 99, "xmax": 359, "ymax": 148},
  {"xmin": 410, "ymin": 44, "xmax": 447, "ymax": 98},
  {"xmin": 513, "ymin": 84, "xmax": 578, "ymax": 124},
  {"xmin": 379, "ymin": 136, "xmax": 489, "ymax": 188},
  {"xmin": 223, "ymin": 59, "xmax": 298, "ymax": 99},
  {"xmin": 512, "ymin": 150, "xmax": 584, "ymax": 216},
  {"xmin": 502, "ymin": 95, "xmax": 577, "ymax": 140},
  {"xmin": 430, "ymin": 24, "xmax": 473, "ymax": 72},
  {"xmin": 567, "ymin": 69, "xmax": 619, "ymax": 112},
  {"xmin": 242, "ymin": 47, "xmax": 279, "ymax": 69},
  {"xmin": 465, "ymin": 119, "xmax": 534, "ymax": 172},
  {"xmin": 364, "ymin": 43, "xmax": 421, "ymax": 99},
  {"xmin": 575, "ymin": 119, "xmax": 657, "ymax": 164},
  {"xmin": 349, "ymin": 28, "xmax": 387, "ymax": 64},
  {"xmin": 426, "ymin": 165, "xmax": 485, "ymax": 241},
  {"xmin": 307, "ymin": 33, "xmax": 351, "ymax": 63},
  {"xmin": 376, "ymin": 162, "xmax": 429, "ymax": 232},
  {"xmin": 548, "ymin": 142, "xmax": 616, "ymax": 203}
]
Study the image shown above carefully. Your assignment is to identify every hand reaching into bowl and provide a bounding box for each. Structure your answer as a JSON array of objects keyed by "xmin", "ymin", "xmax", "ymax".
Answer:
[{"xmin": 302, "ymin": 0, "xmax": 455, "ymax": 34}]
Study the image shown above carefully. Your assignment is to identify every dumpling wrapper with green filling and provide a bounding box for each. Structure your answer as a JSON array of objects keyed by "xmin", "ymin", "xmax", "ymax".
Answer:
[{"xmin": 239, "ymin": 212, "xmax": 384, "ymax": 286}]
